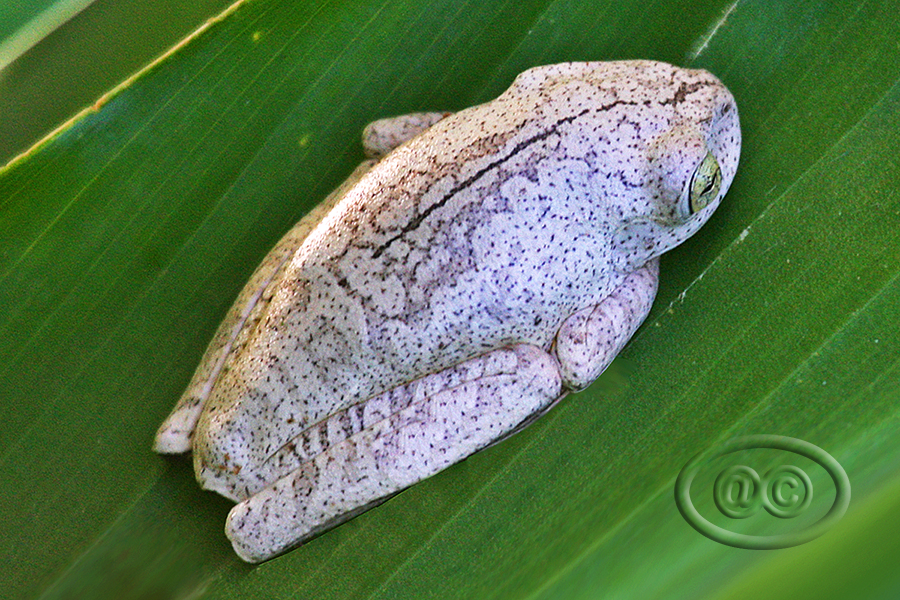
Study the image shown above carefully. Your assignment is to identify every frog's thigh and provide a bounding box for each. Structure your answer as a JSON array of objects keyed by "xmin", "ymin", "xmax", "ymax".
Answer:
[
  {"xmin": 153, "ymin": 160, "xmax": 378, "ymax": 454},
  {"xmin": 555, "ymin": 259, "xmax": 659, "ymax": 391},
  {"xmin": 362, "ymin": 111, "xmax": 452, "ymax": 158},
  {"xmin": 224, "ymin": 343, "xmax": 562, "ymax": 563}
]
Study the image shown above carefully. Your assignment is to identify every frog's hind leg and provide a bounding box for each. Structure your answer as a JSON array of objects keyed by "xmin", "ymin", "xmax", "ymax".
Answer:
[
  {"xmin": 362, "ymin": 112, "xmax": 453, "ymax": 158},
  {"xmin": 224, "ymin": 343, "xmax": 562, "ymax": 563},
  {"xmin": 153, "ymin": 161, "xmax": 378, "ymax": 454}
]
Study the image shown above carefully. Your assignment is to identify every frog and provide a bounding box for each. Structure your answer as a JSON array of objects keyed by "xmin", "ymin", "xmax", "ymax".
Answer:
[{"xmin": 154, "ymin": 60, "xmax": 741, "ymax": 562}]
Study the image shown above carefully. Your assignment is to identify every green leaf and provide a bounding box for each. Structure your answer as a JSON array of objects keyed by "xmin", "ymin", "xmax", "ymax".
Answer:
[
  {"xmin": 0, "ymin": 0, "xmax": 236, "ymax": 164},
  {"xmin": 0, "ymin": 0, "xmax": 96, "ymax": 70},
  {"xmin": 2, "ymin": 0, "xmax": 899, "ymax": 598}
]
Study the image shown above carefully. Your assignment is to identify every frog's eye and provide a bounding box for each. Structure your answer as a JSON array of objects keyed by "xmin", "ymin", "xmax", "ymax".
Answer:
[{"xmin": 687, "ymin": 151, "xmax": 722, "ymax": 215}]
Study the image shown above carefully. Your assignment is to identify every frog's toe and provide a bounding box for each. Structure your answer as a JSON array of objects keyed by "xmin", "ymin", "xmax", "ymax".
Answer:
[
  {"xmin": 153, "ymin": 395, "xmax": 205, "ymax": 453},
  {"xmin": 362, "ymin": 111, "xmax": 453, "ymax": 158},
  {"xmin": 190, "ymin": 406, "xmax": 271, "ymax": 503}
]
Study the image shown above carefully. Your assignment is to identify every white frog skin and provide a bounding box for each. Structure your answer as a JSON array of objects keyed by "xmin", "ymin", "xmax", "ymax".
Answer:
[{"xmin": 154, "ymin": 60, "xmax": 740, "ymax": 562}]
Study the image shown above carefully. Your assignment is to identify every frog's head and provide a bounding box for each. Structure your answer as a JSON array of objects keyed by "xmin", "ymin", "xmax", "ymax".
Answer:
[
  {"xmin": 510, "ymin": 61, "xmax": 739, "ymax": 271},
  {"xmin": 601, "ymin": 62, "xmax": 741, "ymax": 271}
]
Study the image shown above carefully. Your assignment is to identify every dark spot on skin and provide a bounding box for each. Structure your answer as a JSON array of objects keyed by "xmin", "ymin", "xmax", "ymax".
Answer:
[{"xmin": 659, "ymin": 81, "xmax": 705, "ymax": 106}]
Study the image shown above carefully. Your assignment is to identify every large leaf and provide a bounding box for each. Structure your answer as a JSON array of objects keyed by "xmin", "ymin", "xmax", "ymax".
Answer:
[
  {"xmin": 0, "ymin": 0, "xmax": 236, "ymax": 164},
  {"xmin": 2, "ymin": 0, "xmax": 899, "ymax": 598},
  {"xmin": 0, "ymin": 0, "xmax": 96, "ymax": 70}
]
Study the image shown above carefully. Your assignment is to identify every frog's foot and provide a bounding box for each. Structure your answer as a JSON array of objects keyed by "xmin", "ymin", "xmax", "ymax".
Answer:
[
  {"xmin": 152, "ymin": 161, "xmax": 378, "ymax": 455},
  {"xmin": 224, "ymin": 343, "xmax": 561, "ymax": 563},
  {"xmin": 554, "ymin": 259, "xmax": 659, "ymax": 390},
  {"xmin": 362, "ymin": 111, "xmax": 453, "ymax": 158}
]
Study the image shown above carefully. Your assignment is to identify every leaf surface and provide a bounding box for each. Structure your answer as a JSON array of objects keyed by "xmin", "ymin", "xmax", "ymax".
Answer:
[{"xmin": 1, "ymin": 0, "xmax": 899, "ymax": 598}]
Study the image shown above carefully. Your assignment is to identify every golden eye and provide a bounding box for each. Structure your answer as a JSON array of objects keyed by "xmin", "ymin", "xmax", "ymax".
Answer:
[{"xmin": 688, "ymin": 151, "xmax": 722, "ymax": 215}]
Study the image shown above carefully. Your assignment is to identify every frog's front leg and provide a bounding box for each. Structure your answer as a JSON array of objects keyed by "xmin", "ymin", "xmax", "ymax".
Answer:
[
  {"xmin": 481, "ymin": 260, "xmax": 660, "ymax": 452},
  {"xmin": 153, "ymin": 160, "xmax": 377, "ymax": 453},
  {"xmin": 362, "ymin": 111, "xmax": 452, "ymax": 158},
  {"xmin": 224, "ymin": 343, "xmax": 561, "ymax": 563},
  {"xmin": 555, "ymin": 259, "xmax": 659, "ymax": 390}
]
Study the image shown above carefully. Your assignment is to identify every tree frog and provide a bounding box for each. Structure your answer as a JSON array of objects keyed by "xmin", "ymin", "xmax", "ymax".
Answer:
[{"xmin": 154, "ymin": 60, "xmax": 741, "ymax": 562}]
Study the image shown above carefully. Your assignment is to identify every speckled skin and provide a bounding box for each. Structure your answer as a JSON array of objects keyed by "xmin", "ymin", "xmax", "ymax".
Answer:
[{"xmin": 154, "ymin": 60, "xmax": 740, "ymax": 562}]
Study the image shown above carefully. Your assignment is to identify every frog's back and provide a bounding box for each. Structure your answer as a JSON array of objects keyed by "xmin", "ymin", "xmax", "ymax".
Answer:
[{"xmin": 197, "ymin": 112, "xmax": 626, "ymax": 471}]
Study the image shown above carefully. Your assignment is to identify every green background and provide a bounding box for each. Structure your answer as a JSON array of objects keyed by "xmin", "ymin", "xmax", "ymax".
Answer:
[
  {"xmin": 0, "ymin": 0, "xmax": 235, "ymax": 164},
  {"xmin": 1, "ymin": 0, "xmax": 899, "ymax": 598}
]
